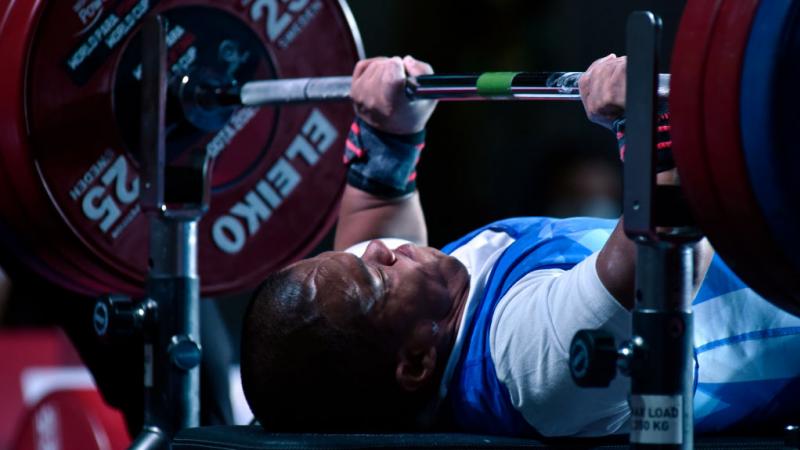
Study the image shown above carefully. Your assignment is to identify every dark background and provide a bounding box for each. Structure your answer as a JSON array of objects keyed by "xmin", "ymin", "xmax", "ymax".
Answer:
[{"xmin": 346, "ymin": 0, "xmax": 686, "ymax": 247}]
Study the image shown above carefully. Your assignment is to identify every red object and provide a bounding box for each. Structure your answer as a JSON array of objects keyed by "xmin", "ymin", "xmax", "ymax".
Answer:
[
  {"xmin": 671, "ymin": 0, "xmax": 774, "ymax": 293},
  {"xmin": 0, "ymin": 330, "xmax": 87, "ymax": 449},
  {"xmin": 673, "ymin": 0, "xmax": 800, "ymax": 313},
  {"xmin": 671, "ymin": 0, "xmax": 725, "ymax": 258},
  {"xmin": 700, "ymin": 0, "xmax": 800, "ymax": 312},
  {"xmin": 0, "ymin": 0, "xmax": 364, "ymax": 296},
  {"xmin": 10, "ymin": 389, "xmax": 130, "ymax": 450},
  {"xmin": 0, "ymin": 0, "xmax": 107, "ymax": 295}
]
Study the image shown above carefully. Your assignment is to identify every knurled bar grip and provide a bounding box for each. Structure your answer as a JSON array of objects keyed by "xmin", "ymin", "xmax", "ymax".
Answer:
[
  {"xmin": 239, "ymin": 76, "xmax": 354, "ymax": 105},
  {"xmin": 237, "ymin": 72, "xmax": 671, "ymax": 106}
]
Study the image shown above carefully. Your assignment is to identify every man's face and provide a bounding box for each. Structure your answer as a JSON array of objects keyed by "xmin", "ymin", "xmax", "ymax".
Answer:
[{"xmin": 288, "ymin": 240, "xmax": 469, "ymax": 341}]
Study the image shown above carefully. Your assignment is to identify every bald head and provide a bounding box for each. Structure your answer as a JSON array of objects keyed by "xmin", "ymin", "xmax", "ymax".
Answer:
[
  {"xmin": 241, "ymin": 242, "xmax": 470, "ymax": 431},
  {"xmin": 240, "ymin": 262, "xmax": 422, "ymax": 432}
]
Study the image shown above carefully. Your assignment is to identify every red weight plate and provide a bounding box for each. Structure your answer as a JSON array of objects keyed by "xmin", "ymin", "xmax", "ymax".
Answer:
[
  {"xmin": 671, "ymin": 0, "xmax": 723, "ymax": 220},
  {"xmin": 10, "ymin": 0, "xmax": 363, "ymax": 295},
  {"xmin": 669, "ymin": 0, "xmax": 788, "ymax": 304},
  {"xmin": 674, "ymin": 0, "xmax": 793, "ymax": 307},
  {"xmin": 0, "ymin": 1, "xmax": 119, "ymax": 295},
  {"xmin": 701, "ymin": 0, "xmax": 800, "ymax": 311},
  {"xmin": 671, "ymin": 0, "xmax": 731, "ymax": 264}
]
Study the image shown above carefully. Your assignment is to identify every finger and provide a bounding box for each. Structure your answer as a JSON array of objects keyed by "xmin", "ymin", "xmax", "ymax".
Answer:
[
  {"xmin": 609, "ymin": 61, "xmax": 627, "ymax": 108},
  {"xmin": 381, "ymin": 56, "xmax": 406, "ymax": 91},
  {"xmin": 353, "ymin": 59, "xmax": 369, "ymax": 80},
  {"xmin": 352, "ymin": 58, "xmax": 387, "ymax": 104},
  {"xmin": 584, "ymin": 53, "xmax": 617, "ymax": 75},
  {"xmin": 388, "ymin": 56, "xmax": 405, "ymax": 79},
  {"xmin": 594, "ymin": 57, "xmax": 625, "ymax": 107},
  {"xmin": 592, "ymin": 63, "xmax": 616, "ymax": 115},
  {"xmin": 355, "ymin": 57, "xmax": 402, "ymax": 110},
  {"xmin": 361, "ymin": 56, "xmax": 394, "ymax": 87},
  {"xmin": 583, "ymin": 74, "xmax": 606, "ymax": 119},
  {"xmin": 353, "ymin": 56, "xmax": 390, "ymax": 80},
  {"xmin": 580, "ymin": 54, "xmax": 613, "ymax": 97},
  {"xmin": 402, "ymin": 55, "xmax": 434, "ymax": 76},
  {"xmin": 579, "ymin": 64, "xmax": 600, "ymax": 106},
  {"xmin": 578, "ymin": 69, "xmax": 590, "ymax": 97}
]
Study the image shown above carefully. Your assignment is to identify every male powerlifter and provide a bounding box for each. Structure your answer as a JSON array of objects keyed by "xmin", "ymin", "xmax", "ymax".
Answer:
[{"xmin": 241, "ymin": 55, "xmax": 800, "ymax": 437}]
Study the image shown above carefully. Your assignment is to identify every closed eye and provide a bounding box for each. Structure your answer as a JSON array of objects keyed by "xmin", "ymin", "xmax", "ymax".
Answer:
[
  {"xmin": 376, "ymin": 267, "xmax": 387, "ymax": 293},
  {"xmin": 356, "ymin": 256, "xmax": 386, "ymax": 296},
  {"xmin": 369, "ymin": 264, "xmax": 386, "ymax": 292}
]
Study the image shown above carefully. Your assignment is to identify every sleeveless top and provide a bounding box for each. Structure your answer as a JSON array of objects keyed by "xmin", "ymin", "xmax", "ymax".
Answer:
[{"xmin": 441, "ymin": 217, "xmax": 800, "ymax": 435}]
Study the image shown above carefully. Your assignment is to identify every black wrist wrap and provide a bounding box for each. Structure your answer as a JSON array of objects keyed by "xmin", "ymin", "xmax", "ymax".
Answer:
[
  {"xmin": 343, "ymin": 117, "xmax": 425, "ymax": 198},
  {"xmin": 613, "ymin": 100, "xmax": 674, "ymax": 173}
]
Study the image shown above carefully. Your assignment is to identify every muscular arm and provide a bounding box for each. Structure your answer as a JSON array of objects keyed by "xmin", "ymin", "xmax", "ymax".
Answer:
[
  {"xmin": 581, "ymin": 56, "xmax": 713, "ymax": 308},
  {"xmin": 596, "ymin": 173, "xmax": 714, "ymax": 309},
  {"xmin": 333, "ymin": 56, "xmax": 436, "ymax": 251},
  {"xmin": 595, "ymin": 218, "xmax": 637, "ymax": 308},
  {"xmin": 334, "ymin": 187, "xmax": 426, "ymax": 250}
]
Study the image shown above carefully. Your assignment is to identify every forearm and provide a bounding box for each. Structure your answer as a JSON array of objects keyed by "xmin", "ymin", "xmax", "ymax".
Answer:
[
  {"xmin": 335, "ymin": 56, "xmax": 436, "ymax": 251},
  {"xmin": 334, "ymin": 186, "xmax": 426, "ymax": 250}
]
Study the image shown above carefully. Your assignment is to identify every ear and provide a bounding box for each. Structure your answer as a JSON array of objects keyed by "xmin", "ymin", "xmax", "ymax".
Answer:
[{"xmin": 395, "ymin": 346, "xmax": 438, "ymax": 392}]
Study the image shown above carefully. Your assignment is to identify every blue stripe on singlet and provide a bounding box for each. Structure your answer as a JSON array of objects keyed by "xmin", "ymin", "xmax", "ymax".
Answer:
[
  {"xmin": 693, "ymin": 256, "xmax": 748, "ymax": 306},
  {"xmin": 695, "ymin": 326, "xmax": 800, "ymax": 354},
  {"xmin": 695, "ymin": 376, "xmax": 800, "ymax": 431}
]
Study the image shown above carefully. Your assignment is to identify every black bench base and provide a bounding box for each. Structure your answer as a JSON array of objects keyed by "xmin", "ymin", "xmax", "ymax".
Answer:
[{"xmin": 172, "ymin": 426, "xmax": 793, "ymax": 450}]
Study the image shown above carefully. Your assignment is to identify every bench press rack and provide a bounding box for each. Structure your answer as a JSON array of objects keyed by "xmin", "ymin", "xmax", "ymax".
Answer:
[
  {"xmin": 568, "ymin": 12, "xmax": 698, "ymax": 450},
  {"xmin": 92, "ymin": 15, "xmax": 207, "ymax": 450},
  {"xmin": 86, "ymin": 9, "xmax": 798, "ymax": 450}
]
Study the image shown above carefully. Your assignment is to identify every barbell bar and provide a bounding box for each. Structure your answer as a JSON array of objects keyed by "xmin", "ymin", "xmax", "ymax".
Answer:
[{"xmin": 183, "ymin": 71, "xmax": 672, "ymax": 110}]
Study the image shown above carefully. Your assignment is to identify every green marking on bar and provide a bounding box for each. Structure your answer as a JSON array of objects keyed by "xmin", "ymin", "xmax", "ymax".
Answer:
[{"xmin": 476, "ymin": 72, "xmax": 520, "ymax": 96}]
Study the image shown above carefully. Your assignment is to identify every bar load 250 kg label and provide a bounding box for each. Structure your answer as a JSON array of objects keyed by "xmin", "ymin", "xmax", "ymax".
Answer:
[{"xmin": 629, "ymin": 394, "xmax": 683, "ymax": 444}]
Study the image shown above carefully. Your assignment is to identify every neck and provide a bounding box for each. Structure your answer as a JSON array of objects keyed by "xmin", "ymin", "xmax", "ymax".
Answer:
[
  {"xmin": 435, "ymin": 274, "xmax": 471, "ymax": 377},
  {"xmin": 447, "ymin": 279, "xmax": 471, "ymax": 341},
  {"xmin": 416, "ymin": 279, "xmax": 470, "ymax": 430}
]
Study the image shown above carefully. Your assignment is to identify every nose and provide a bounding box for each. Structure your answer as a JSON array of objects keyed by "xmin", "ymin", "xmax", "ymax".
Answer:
[{"xmin": 362, "ymin": 240, "xmax": 396, "ymax": 266}]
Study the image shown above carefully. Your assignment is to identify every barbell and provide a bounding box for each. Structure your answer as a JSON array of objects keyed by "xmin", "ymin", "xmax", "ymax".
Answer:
[
  {"xmin": 178, "ymin": 71, "xmax": 670, "ymax": 131},
  {"xmin": 184, "ymin": 72, "xmax": 672, "ymax": 107},
  {"xmin": 0, "ymin": 0, "xmax": 798, "ymax": 316}
]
